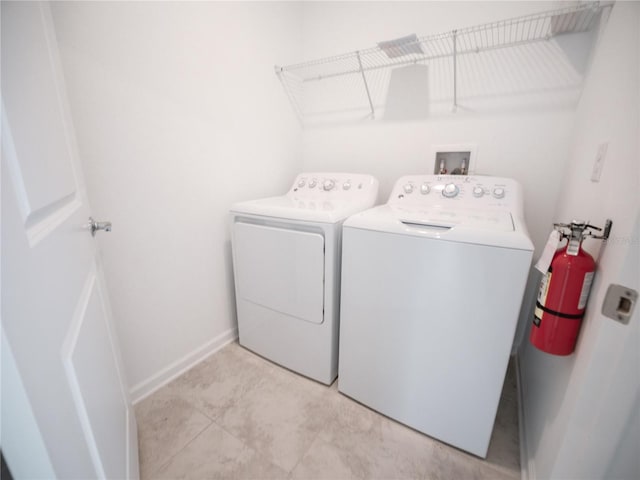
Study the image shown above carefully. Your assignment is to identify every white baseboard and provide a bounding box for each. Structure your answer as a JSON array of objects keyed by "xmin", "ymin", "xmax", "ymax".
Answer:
[
  {"xmin": 515, "ymin": 354, "xmax": 535, "ymax": 480},
  {"xmin": 130, "ymin": 327, "xmax": 238, "ymax": 404}
]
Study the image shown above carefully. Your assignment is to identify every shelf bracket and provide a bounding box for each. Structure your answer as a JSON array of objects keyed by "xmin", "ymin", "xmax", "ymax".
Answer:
[
  {"xmin": 452, "ymin": 29, "xmax": 458, "ymax": 112},
  {"xmin": 274, "ymin": 65, "xmax": 304, "ymax": 125},
  {"xmin": 356, "ymin": 51, "xmax": 375, "ymax": 119}
]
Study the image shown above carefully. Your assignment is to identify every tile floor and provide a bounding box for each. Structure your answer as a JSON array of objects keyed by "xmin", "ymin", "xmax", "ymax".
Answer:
[{"xmin": 136, "ymin": 342, "xmax": 520, "ymax": 480}]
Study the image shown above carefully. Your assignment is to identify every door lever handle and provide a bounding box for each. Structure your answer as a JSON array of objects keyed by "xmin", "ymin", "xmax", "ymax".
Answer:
[{"xmin": 88, "ymin": 217, "xmax": 112, "ymax": 237}]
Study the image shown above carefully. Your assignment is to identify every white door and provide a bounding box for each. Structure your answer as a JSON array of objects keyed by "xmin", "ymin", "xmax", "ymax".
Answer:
[{"xmin": 1, "ymin": 2, "xmax": 139, "ymax": 479}]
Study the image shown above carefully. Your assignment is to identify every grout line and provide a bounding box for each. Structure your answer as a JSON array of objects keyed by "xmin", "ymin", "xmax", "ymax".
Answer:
[
  {"xmin": 144, "ymin": 418, "xmax": 214, "ymax": 480},
  {"xmin": 141, "ymin": 347, "xmax": 523, "ymax": 480},
  {"xmin": 286, "ymin": 421, "xmax": 326, "ymax": 476},
  {"xmin": 201, "ymin": 360, "xmax": 291, "ymax": 467},
  {"xmin": 168, "ymin": 351, "xmax": 270, "ymax": 426},
  {"xmin": 179, "ymin": 397, "xmax": 217, "ymax": 423},
  {"xmin": 282, "ymin": 375, "xmax": 346, "ymax": 475},
  {"xmin": 209, "ymin": 419, "xmax": 283, "ymax": 473},
  {"xmin": 214, "ymin": 360, "xmax": 339, "ymax": 475}
]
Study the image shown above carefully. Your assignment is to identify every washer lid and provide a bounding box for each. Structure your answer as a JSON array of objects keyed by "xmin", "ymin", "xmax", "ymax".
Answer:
[
  {"xmin": 344, "ymin": 205, "xmax": 533, "ymax": 251},
  {"xmin": 392, "ymin": 205, "xmax": 515, "ymax": 231}
]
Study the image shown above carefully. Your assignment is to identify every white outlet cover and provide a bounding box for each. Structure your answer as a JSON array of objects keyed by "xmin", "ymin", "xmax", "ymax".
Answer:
[{"xmin": 591, "ymin": 141, "xmax": 608, "ymax": 182}]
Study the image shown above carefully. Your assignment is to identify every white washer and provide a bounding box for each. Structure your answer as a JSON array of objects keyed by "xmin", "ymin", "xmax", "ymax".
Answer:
[
  {"xmin": 338, "ymin": 174, "xmax": 533, "ymax": 457},
  {"xmin": 230, "ymin": 173, "xmax": 378, "ymax": 385}
]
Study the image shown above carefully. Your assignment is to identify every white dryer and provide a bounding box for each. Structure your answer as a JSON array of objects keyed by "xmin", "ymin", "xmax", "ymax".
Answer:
[
  {"xmin": 338, "ymin": 175, "xmax": 533, "ymax": 457},
  {"xmin": 230, "ymin": 173, "xmax": 378, "ymax": 385}
]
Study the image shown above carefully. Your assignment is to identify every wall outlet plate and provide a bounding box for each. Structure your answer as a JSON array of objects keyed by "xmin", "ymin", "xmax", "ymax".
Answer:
[
  {"xmin": 602, "ymin": 283, "xmax": 637, "ymax": 325},
  {"xmin": 591, "ymin": 141, "xmax": 608, "ymax": 182}
]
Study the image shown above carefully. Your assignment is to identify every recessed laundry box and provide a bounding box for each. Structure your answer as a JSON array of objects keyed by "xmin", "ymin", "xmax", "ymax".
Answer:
[
  {"xmin": 230, "ymin": 173, "xmax": 378, "ymax": 384},
  {"xmin": 338, "ymin": 174, "xmax": 534, "ymax": 457}
]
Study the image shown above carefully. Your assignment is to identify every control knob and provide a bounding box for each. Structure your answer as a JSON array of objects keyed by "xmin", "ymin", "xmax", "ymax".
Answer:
[
  {"xmin": 442, "ymin": 183, "xmax": 459, "ymax": 198},
  {"xmin": 403, "ymin": 183, "xmax": 414, "ymax": 194},
  {"xmin": 492, "ymin": 187, "xmax": 505, "ymax": 199},
  {"xmin": 343, "ymin": 181, "xmax": 351, "ymax": 190},
  {"xmin": 308, "ymin": 178, "xmax": 317, "ymax": 188},
  {"xmin": 472, "ymin": 186, "xmax": 485, "ymax": 198},
  {"xmin": 297, "ymin": 179, "xmax": 306, "ymax": 188},
  {"xmin": 323, "ymin": 179, "xmax": 335, "ymax": 191},
  {"xmin": 420, "ymin": 183, "xmax": 431, "ymax": 195}
]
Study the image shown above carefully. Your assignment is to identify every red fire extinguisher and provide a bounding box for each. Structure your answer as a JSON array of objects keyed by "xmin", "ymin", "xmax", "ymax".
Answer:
[{"xmin": 530, "ymin": 220, "xmax": 611, "ymax": 356}]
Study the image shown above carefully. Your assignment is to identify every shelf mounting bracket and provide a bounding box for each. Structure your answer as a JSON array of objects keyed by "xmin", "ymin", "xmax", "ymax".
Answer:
[
  {"xmin": 452, "ymin": 29, "xmax": 458, "ymax": 112},
  {"xmin": 356, "ymin": 51, "xmax": 375, "ymax": 119}
]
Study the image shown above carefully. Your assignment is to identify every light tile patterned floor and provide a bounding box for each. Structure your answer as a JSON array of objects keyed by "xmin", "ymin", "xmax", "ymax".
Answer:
[{"xmin": 136, "ymin": 342, "xmax": 520, "ymax": 480}]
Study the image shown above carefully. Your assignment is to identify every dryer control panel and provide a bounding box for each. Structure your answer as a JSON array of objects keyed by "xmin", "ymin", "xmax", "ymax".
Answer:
[
  {"xmin": 389, "ymin": 175, "xmax": 522, "ymax": 211},
  {"xmin": 231, "ymin": 172, "xmax": 379, "ymax": 224},
  {"xmin": 289, "ymin": 173, "xmax": 378, "ymax": 200}
]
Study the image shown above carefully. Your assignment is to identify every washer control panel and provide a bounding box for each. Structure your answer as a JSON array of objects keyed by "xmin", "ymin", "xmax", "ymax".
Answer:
[
  {"xmin": 390, "ymin": 175, "xmax": 520, "ymax": 209},
  {"xmin": 290, "ymin": 173, "xmax": 378, "ymax": 199}
]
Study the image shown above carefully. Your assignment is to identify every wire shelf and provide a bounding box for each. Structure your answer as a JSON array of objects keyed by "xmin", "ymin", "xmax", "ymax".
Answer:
[{"xmin": 276, "ymin": 2, "xmax": 610, "ymax": 123}]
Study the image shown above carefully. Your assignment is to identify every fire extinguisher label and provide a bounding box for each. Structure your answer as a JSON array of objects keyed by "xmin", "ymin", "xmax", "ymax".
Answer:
[
  {"xmin": 535, "ymin": 230, "xmax": 561, "ymax": 273},
  {"xmin": 537, "ymin": 271, "xmax": 551, "ymax": 303},
  {"xmin": 534, "ymin": 271, "xmax": 552, "ymax": 323},
  {"xmin": 578, "ymin": 271, "xmax": 595, "ymax": 309}
]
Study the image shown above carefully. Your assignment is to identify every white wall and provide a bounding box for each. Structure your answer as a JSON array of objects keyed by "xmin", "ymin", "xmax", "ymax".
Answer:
[
  {"xmin": 298, "ymin": 1, "xmax": 582, "ymax": 256},
  {"xmin": 298, "ymin": 1, "xmax": 596, "ymax": 356},
  {"xmin": 519, "ymin": 2, "xmax": 640, "ymax": 478},
  {"xmin": 302, "ymin": 115, "xmax": 573, "ymax": 255},
  {"xmin": 51, "ymin": 1, "xmax": 303, "ymax": 398},
  {"xmin": 49, "ymin": 1, "xmax": 614, "ymax": 409}
]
